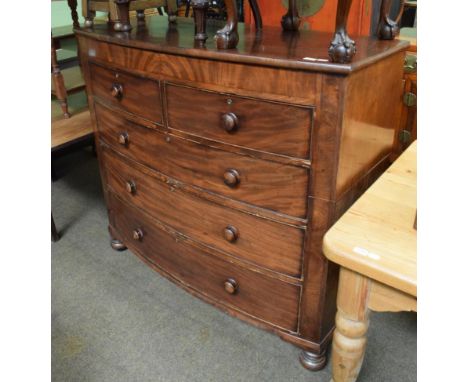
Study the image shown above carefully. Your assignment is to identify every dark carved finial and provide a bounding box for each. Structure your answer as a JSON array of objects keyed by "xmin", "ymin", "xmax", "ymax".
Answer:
[
  {"xmin": 215, "ymin": 0, "xmax": 239, "ymax": 49},
  {"xmin": 281, "ymin": 0, "xmax": 301, "ymax": 31},
  {"xmin": 328, "ymin": 0, "xmax": 356, "ymax": 63},
  {"xmin": 192, "ymin": 0, "xmax": 209, "ymax": 45},
  {"xmin": 378, "ymin": 0, "xmax": 405, "ymax": 40}
]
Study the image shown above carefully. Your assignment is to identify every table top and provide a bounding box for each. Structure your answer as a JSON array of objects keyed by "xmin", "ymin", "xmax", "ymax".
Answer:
[
  {"xmin": 75, "ymin": 16, "xmax": 408, "ymax": 75},
  {"xmin": 323, "ymin": 142, "xmax": 417, "ymax": 296}
]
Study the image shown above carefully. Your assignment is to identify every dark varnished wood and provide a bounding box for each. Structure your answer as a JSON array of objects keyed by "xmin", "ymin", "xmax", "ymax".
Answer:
[
  {"xmin": 77, "ymin": 21, "xmax": 406, "ymax": 366},
  {"xmin": 102, "ymin": 146, "xmax": 305, "ymax": 277},
  {"xmin": 75, "ymin": 17, "xmax": 408, "ymax": 75},
  {"xmin": 89, "ymin": 63, "xmax": 163, "ymax": 124},
  {"xmin": 108, "ymin": 192, "xmax": 301, "ymax": 332},
  {"xmin": 215, "ymin": 0, "xmax": 239, "ymax": 49},
  {"xmin": 328, "ymin": 0, "xmax": 356, "ymax": 63},
  {"xmin": 95, "ymin": 102, "xmax": 309, "ymax": 217},
  {"xmin": 281, "ymin": 0, "xmax": 300, "ymax": 31},
  {"xmin": 192, "ymin": 0, "xmax": 209, "ymax": 45},
  {"xmin": 379, "ymin": 0, "xmax": 405, "ymax": 40},
  {"xmin": 165, "ymin": 82, "xmax": 313, "ymax": 159}
]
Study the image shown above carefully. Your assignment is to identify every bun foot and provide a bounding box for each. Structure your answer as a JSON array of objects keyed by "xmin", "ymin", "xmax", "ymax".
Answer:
[
  {"xmin": 299, "ymin": 350, "xmax": 327, "ymax": 371},
  {"xmin": 111, "ymin": 239, "xmax": 127, "ymax": 251}
]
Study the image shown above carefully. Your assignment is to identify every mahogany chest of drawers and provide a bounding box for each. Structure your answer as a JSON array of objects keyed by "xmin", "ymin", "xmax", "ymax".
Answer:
[{"xmin": 76, "ymin": 17, "xmax": 407, "ymax": 370}]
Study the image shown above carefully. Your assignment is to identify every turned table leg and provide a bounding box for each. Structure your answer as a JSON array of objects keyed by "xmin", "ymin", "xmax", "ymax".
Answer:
[
  {"xmin": 51, "ymin": 36, "xmax": 70, "ymax": 118},
  {"xmin": 114, "ymin": 0, "xmax": 132, "ymax": 32},
  {"xmin": 281, "ymin": 0, "xmax": 300, "ymax": 31},
  {"xmin": 331, "ymin": 267, "xmax": 370, "ymax": 382},
  {"xmin": 378, "ymin": 0, "xmax": 405, "ymax": 40},
  {"xmin": 215, "ymin": 0, "xmax": 239, "ymax": 49},
  {"xmin": 328, "ymin": 0, "xmax": 356, "ymax": 63},
  {"xmin": 192, "ymin": 0, "xmax": 209, "ymax": 45},
  {"xmin": 167, "ymin": 0, "xmax": 178, "ymax": 23},
  {"xmin": 83, "ymin": 0, "xmax": 95, "ymax": 28}
]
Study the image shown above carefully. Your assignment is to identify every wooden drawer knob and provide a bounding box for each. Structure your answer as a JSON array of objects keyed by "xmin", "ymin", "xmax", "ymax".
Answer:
[
  {"xmin": 118, "ymin": 132, "xmax": 129, "ymax": 146},
  {"xmin": 223, "ymin": 169, "xmax": 240, "ymax": 188},
  {"xmin": 224, "ymin": 278, "xmax": 238, "ymax": 294},
  {"xmin": 125, "ymin": 180, "xmax": 136, "ymax": 195},
  {"xmin": 111, "ymin": 83, "xmax": 123, "ymax": 99},
  {"xmin": 223, "ymin": 225, "xmax": 239, "ymax": 243},
  {"xmin": 132, "ymin": 228, "xmax": 144, "ymax": 241},
  {"xmin": 221, "ymin": 112, "xmax": 239, "ymax": 132}
]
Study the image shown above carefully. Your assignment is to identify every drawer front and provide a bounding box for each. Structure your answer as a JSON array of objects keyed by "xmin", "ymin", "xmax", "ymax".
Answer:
[
  {"xmin": 95, "ymin": 103, "xmax": 308, "ymax": 218},
  {"xmin": 102, "ymin": 147, "xmax": 304, "ymax": 277},
  {"xmin": 165, "ymin": 83, "xmax": 313, "ymax": 159},
  {"xmin": 108, "ymin": 193, "xmax": 301, "ymax": 332},
  {"xmin": 90, "ymin": 63, "xmax": 163, "ymax": 124}
]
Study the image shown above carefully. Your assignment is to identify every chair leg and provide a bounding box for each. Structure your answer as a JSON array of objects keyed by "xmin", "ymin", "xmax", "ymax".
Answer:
[
  {"xmin": 248, "ymin": 0, "xmax": 263, "ymax": 30},
  {"xmin": 167, "ymin": 0, "xmax": 178, "ymax": 22},
  {"xmin": 281, "ymin": 0, "xmax": 300, "ymax": 31},
  {"xmin": 328, "ymin": 0, "xmax": 356, "ymax": 63},
  {"xmin": 67, "ymin": 0, "xmax": 80, "ymax": 28},
  {"xmin": 83, "ymin": 0, "xmax": 95, "ymax": 27},
  {"xmin": 215, "ymin": 0, "xmax": 239, "ymax": 49}
]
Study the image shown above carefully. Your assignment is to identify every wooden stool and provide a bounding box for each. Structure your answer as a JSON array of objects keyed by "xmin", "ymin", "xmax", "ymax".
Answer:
[
  {"xmin": 323, "ymin": 142, "xmax": 417, "ymax": 381},
  {"xmin": 82, "ymin": 0, "xmax": 178, "ymax": 31}
]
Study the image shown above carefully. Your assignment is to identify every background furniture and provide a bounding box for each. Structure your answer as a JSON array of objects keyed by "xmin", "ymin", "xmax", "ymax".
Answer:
[
  {"xmin": 76, "ymin": 16, "xmax": 407, "ymax": 370},
  {"xmin": 323, "ymin": 141, "xmax": 417, "ymax": 381},
  {"xmin": 82, "ymin": 0, "xmax": 178, "ymax": 30}
]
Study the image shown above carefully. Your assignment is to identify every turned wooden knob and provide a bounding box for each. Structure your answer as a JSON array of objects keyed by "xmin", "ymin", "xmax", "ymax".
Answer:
[
  {"xmin": 132, "ymin": 228, "xmax": 143, "ymax": 241},
  {"xmin": 223, "ymin": 169, "xmax": 240, "ymax": 188},
  {"xmin": 223, "ymin": 225, "xmax": 239, "ymax": 243},
  {"xmin": 111, "ymin": 83, "xmax": 123, "ymax": 99},
  {"xmin": 221, "ymin": 112, "xmax": 239, "ymax": 132},
  {"xmin": 125, "ymin": 180, "xmax": 136, "ymax": 195},
  {"xmin": 118, "ymin": 132, "xmax": 129, "ymax": 146},
  {"xmin": 224, "ymin": 278, "xmax": 238, "ymax": 294}
]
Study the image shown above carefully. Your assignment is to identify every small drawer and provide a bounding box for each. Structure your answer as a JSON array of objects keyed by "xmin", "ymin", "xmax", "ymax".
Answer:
[
  {"xmin": 108, "ymin": 193, "xmax": 301, "ymax": 332},
  {"xmin": 165, "ymin": 83, "xmax": 313, "ymax": 159},
  {"xmin": 90, "ymin": 63, "xmax": 163, "ymax": 124},
  {"xmin": 95, "ymin": 103, "xmax": 308, "ymax": 218},
  {"xmin": 102, "ymin": 147, "xmax": 304, "ymax": 277}
]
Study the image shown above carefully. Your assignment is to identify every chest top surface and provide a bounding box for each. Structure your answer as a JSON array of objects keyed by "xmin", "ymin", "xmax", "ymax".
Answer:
[{"xmin": 75, "ymin": 16, "xmax": 408, "ymax": 75}]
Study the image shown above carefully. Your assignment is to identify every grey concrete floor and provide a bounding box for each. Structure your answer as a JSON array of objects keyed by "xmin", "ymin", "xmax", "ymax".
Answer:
[{"xmin": 52, "ymin": 149, "xmax": 417, "ymax": 382}]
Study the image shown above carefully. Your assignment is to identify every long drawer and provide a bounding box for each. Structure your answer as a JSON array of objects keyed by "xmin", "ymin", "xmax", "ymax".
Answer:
[
  {"xmin": 95, "ymin": 102, "xmax": 308, "ymax": 218},
  {"xmin": 102, "ymin": 146, "xmax": 304, "ymax": 277},
  {"xmin": 108, "ymin": 193, "xmax": 301, "ymax": 332},
  {"xmin": 165, "ymin": 83, "xmax": 313, "ymax": 159},
  {"xmin": 90, "ymin": 63, "xmax": 163, "ymax": 124}
]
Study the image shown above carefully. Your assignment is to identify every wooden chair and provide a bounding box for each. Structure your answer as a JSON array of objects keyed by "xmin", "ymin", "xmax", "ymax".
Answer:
[{"xmin": 82, "ymin": 0, "xmax": 178, "ymax": 31}]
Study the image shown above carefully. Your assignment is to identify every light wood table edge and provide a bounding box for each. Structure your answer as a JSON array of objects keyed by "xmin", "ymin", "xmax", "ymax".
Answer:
[{"xmin": 323, "ymin": 235, "xmax": 417, "ymax": 297}]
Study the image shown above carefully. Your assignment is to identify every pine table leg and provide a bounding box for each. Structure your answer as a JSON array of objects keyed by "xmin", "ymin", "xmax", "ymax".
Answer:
[{"xmin": 331, "ymin": 267, "xmax": 370, "ymax": 382}]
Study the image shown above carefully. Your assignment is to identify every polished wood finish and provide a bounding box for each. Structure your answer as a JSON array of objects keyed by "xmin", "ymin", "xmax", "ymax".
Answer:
[
  {"xmin": 324, "ymin": 142, "xmax": 417, "ymax": 381},
  {"xmin": 102, "ymin": 146, "xmax": 304, "ymax": 277},
  {"xmin": 192, "ymin": 0, "xmax": 209, "ymax": 45},
  {"xmin": 215, "ymin": 0, "xmax": 239, "ymax": 49},
  {"xmin": 165, "ymin": 83, "xmax": 313, "ymax": 159},
  {"xmin": 379, "ymin": 0, "xmax": 405, "ymax": 40},
  {"xmin": 108, "ymin": 193, "xmax": 301, "ymax": 331},
  {"xmin": 328, "ymin": 0, "xmax": 356, "ymax": 63},
  {"xmin": 90, "ymin": 63, "xmax": 163, "ymax": 123},
  {"xmin": 77, "ymin": 17, "xmax": 406, "ymax": 368},
  {"xmin": 281, "ymin": 0, "xmax": 300, "ymax": 31},
  {"xmin": 95, "ymin": 102, "xmax": 309, "ymax": 217}
]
